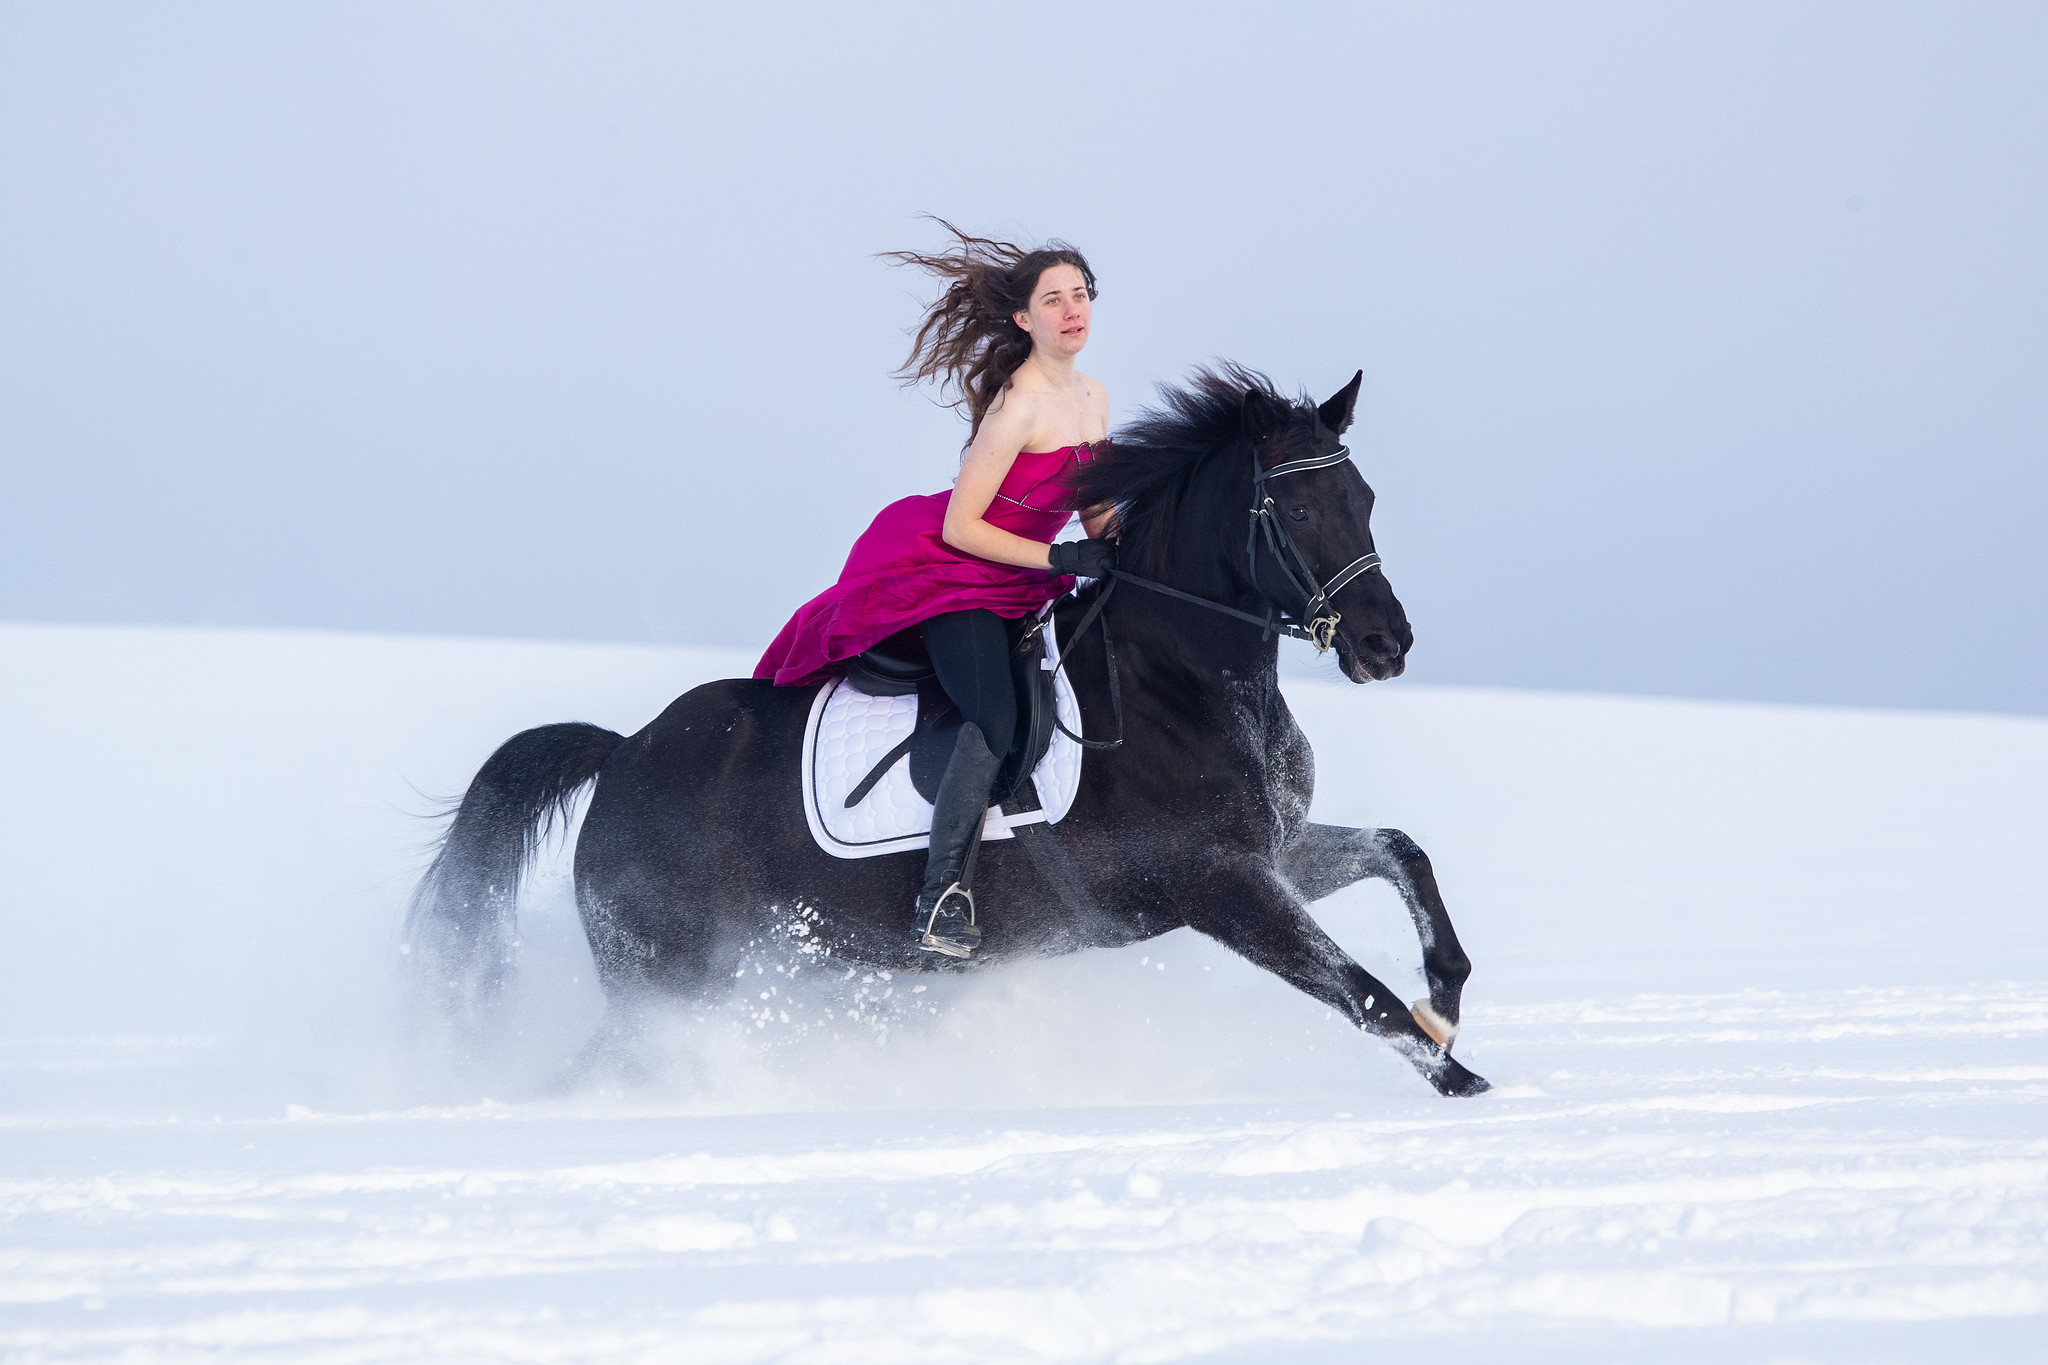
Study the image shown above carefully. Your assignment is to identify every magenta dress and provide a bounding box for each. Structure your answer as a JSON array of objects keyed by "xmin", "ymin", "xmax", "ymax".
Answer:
[{"xmin": 755, "ymin": 444, "xmax": 1097, "ymax": 687}]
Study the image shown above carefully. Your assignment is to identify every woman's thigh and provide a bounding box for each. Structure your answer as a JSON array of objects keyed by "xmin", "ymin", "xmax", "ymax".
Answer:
[{"xmin": 919, "ymin": 608, "xmax": 1016, "ymax": 757}]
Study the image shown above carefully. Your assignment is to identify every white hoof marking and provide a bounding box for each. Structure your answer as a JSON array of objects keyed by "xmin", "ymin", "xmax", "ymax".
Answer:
[{"xmin": 1411, "ymin": 998, "xmax": 1459, "ymax": 1049}]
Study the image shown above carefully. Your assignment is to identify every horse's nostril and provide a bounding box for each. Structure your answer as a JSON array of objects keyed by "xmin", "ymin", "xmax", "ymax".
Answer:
[{"xmin": 1362, "ymin": 632, "xmax": 1402, "ymax": 662}]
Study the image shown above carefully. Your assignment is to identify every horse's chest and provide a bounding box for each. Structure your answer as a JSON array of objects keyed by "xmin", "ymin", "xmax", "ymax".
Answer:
[
  {"xmin": 1123, "ymin": 687, "xmax": 1310, "ymax": 839},
  {"xmin": 1244, "ymin": 712, "xmax": 1314, "ymax": 831}
]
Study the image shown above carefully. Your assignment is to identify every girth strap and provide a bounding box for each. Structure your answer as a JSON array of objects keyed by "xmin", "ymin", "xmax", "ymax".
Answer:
[{"xmin": 1009, "ymin": 813, "xmax": 1105, "ymax": 919}]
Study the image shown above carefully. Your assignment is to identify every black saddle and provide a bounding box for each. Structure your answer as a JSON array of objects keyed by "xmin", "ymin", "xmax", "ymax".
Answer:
[{"xmin": 840, "ymin": 614, "xmax": 1059, "ymax": 813}]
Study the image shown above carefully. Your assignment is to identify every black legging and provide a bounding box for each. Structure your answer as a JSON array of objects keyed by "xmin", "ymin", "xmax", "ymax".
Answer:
[{"xmin": 919, "ymin": 608, "xmax": 1016, "ymax": 761}]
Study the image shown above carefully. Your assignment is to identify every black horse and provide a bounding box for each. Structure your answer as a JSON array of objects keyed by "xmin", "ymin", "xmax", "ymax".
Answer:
[{"xmin": 410, "ymin": 366, "xmax": 1487, "ymax": 1097}]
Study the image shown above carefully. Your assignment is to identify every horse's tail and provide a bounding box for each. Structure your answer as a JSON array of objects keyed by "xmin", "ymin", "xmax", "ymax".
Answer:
[{"xmin": 405, "ymin": 721, "xmax": 625, "ymax": 1030}]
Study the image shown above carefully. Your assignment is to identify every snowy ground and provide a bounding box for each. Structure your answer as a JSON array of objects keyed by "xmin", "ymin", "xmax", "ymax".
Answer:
[{"xmin": 2, "ymin": 622, "xmax": 2044, "ymax": 1362}]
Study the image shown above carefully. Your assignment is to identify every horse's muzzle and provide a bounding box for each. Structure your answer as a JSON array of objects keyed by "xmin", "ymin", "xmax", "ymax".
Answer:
[{"xmin": 1344, "ymin": 630, "xmax": 1408, "ymax": 683}]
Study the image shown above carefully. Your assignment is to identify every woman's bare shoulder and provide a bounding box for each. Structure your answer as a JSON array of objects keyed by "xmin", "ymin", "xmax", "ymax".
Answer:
[
  {"xmin": 1079, "ymin": 372, "xmax": 1110, "ymax": 425},
  {"xmin": 958, "ymin": 394, "xmax": 1037, "ymax": 479},
  {"xmin": 974, "ymin": 384, "xmax": 1048, "ymax": 437},
  {"xmin": 979, "ymin": 384, "xmax": 1041, "ymax": 435}
]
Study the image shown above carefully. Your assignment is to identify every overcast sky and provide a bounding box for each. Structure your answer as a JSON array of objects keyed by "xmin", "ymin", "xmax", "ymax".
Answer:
[{"xmin": 4, "ymin": 2, "xmax": 2043, "ymax": 714}]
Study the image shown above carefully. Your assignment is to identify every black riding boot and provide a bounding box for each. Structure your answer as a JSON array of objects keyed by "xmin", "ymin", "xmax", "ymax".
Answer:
[{"xmin": 914, "ymin": 722, "xmax": 1000, "ymax": 958}]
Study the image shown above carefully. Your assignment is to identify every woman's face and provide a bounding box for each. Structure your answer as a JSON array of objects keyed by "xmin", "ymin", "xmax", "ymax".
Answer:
[{"xmin": 1014, "ymin": 263, "xmax": 1092, "ymax": 358}]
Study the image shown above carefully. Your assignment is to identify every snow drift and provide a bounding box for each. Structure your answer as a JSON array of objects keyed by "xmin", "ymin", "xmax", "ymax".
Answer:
[{"xmin": 1, "ymin": 621, "xmax": 2043, "ymax": 1362}]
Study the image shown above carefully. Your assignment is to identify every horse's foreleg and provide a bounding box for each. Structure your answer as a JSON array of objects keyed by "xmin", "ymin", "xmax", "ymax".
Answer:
[
  {"xmin": 1186, "ymin": 866, "xmax": 1489, "ymax": 1098},
  {"xmin": 1278, "ymin": 823, "xmax": 1472, "ymax": 1047}
]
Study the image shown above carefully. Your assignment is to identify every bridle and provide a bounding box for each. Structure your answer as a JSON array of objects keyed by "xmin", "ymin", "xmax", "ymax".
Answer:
[
  {"xmin": 1042, "ymin": 438, "xmax": 1386, "ymax": 751},
  {"xmin": 1116, "ymin": 438, "xmax": 1383, "ymax": 649}
]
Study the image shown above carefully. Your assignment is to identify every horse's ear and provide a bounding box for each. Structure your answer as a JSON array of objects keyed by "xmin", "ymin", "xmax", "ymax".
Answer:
[
  {"xmin": 1318, "ymin": 370, "xmax": 1363, "ymax": 435},
  {"xmin": 1241, "ymin": 389, "xmax": 1282, "ymax": 445}
]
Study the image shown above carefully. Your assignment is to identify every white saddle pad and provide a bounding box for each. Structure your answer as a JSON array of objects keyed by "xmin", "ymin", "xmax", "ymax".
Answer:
[{"xmin": 801, "ymin": 617, "xmax": 1084, "ymax": 859}]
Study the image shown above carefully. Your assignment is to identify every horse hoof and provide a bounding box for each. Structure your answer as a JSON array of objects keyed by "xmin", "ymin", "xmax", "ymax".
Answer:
[
  {"xmin": 1410, "ymin": 998, "xmax": 1459, "ymax": 1050},
  {"xmin": 1431, "ymin": 1055, "xmax": 1491, "ymax": 1098}
]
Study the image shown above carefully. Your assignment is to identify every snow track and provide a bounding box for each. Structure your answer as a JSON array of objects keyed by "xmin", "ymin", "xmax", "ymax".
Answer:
[
  {"xmin": 5, "ymin": 984, "xmax": 2046, "ymax": 1362},
  {"xmin": 1, "ymin": 623, "xmax": 2044, "ymax": 1361}
]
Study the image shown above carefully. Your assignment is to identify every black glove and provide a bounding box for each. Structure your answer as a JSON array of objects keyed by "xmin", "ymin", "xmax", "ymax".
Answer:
[{"xmin": 1048, "ymin": 538, "xmax": 1118, "ymax": 580}]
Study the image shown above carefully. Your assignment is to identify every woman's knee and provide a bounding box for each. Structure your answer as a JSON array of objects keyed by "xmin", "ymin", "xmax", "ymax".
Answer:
[
  {"xmin": 957, "ymin": 645, "xmax": 1015, "ymax": 757},
  {"xmin": 924, "ymin": 610, "xmax": 1016, "ymax": 755},
  {"xmin": 973, "ymin": 694, "xmax": 1016, "ymax": 759}
]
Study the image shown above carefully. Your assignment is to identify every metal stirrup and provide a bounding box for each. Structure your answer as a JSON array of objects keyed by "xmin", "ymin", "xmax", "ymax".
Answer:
[{"xmin": 921, "ymin": 882, "xmax": 975, "ymax": 934}]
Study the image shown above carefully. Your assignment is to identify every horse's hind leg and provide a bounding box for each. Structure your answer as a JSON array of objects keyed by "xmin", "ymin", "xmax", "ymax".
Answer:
[
  {"xmin": 566, "ymin": 865, "xmax": 744, "ymax": 1086},
  {"xmin": 1279, "ymin": 823, "xmax": 1472, "ymax": 1047}
]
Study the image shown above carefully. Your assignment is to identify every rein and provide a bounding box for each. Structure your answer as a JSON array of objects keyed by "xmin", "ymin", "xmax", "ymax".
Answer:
[{"xmin": 1043, "ymin": 439, "xmax": 1382, "ymax": 751}]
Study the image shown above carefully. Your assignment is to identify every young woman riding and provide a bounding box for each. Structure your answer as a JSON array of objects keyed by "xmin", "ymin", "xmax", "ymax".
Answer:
[{"xmin": 754, "ymin": 227, "xmax": 1118, "ymax": 958}]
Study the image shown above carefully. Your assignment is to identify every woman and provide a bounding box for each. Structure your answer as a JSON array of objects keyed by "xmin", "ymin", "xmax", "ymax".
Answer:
[{"xmin": 755, "ymin": 225, "xmax": 1118, "ymax": 958}]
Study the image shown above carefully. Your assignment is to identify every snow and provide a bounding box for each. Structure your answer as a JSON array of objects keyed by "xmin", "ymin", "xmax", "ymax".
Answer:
[{"xmin": 2, "ymin": 621, "xmax": 2044, "ymax": 1362}]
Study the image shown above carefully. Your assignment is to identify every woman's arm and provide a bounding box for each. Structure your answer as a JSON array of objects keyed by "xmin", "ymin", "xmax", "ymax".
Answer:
[{"xmin": 942, "ymin": 397, "xmax": 1059, "ymax": 570}]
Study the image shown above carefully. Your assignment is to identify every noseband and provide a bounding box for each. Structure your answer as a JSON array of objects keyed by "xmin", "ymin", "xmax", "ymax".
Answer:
[{"xmin": 1044, "ymin": 439, "xmax": 1387, "ymax": 751}]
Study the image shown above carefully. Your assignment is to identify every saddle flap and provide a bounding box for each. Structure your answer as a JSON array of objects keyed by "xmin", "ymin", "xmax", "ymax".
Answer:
[
  {"xmin": 862, "ymin": 614, "xmax": 1060, "ymax": 809},
  {"xmin": 800, "ymin": 611, "xmax": 1083, "ymax": 860},
  {"xmin": 906, "ymin": 685, "xmax": 962, "ymax": 800}
]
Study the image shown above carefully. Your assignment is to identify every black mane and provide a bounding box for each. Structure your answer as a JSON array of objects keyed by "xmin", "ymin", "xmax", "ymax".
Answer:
[{"xmin": 1073, "ymin": 363, "xmax": 1318, "ymax": 577}]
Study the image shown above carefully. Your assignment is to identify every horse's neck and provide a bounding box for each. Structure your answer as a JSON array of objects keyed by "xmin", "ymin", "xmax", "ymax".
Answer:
[
  {"xmin": 1100, "ymin": 592, "xmax": 1309, "ymax": 829},
  {"xmin": 1074, "ymin": 452, "xmax": 1303, "ymax": 740},
  {"xmin": 1107, "ymin": 590, "xmax": 1288, "ymax": 731}
]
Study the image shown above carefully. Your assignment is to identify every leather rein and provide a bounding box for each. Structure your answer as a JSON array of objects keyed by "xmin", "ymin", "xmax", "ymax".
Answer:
[{"xmin": 1034, "ymin": 440, "xmax": 1382, "ymax": 751}]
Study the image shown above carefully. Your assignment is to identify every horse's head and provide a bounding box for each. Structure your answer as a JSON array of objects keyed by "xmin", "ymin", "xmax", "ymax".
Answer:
[
  {"xmin": 1239, "ymin": 371, "xmax": 1412, "ymax": 682},
  {"xmin": 1076, "ymin": 365, "xmax": 1414, "ymax": 682}
]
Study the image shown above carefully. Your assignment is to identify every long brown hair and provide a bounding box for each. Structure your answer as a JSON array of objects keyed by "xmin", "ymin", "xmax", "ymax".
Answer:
[{"xmin": 882, "ymin": 219, "xmax": 1098, "ymax": 443}]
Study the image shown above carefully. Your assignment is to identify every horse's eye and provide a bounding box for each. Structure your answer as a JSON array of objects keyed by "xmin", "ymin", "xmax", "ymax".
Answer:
[{"xmin": 1286, "ymin": 506, "xmax": 1310, "ymax": 523}]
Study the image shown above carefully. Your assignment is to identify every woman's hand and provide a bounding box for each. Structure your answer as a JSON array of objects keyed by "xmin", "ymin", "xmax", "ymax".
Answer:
[{"xmin": 1048, "ymin": 538, "xmax": 1117, "ymax": 579}]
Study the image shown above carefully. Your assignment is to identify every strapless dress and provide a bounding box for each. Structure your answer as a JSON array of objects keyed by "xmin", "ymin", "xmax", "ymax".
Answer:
[{"xmin": 754, "ymin": 444, "xmax": 1096, "ymax": 687}]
